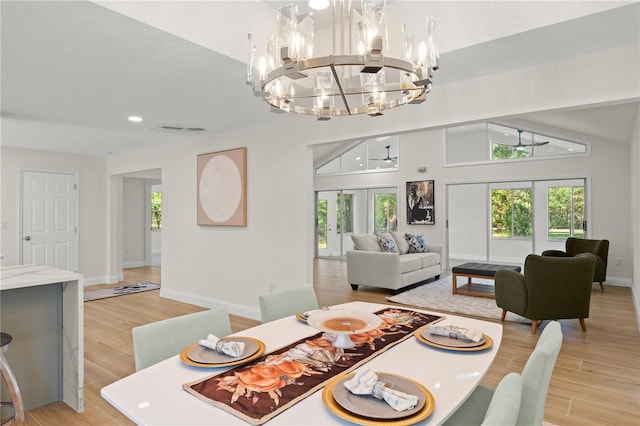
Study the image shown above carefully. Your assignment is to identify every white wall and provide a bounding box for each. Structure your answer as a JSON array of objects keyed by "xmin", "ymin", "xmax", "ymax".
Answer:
[
  {"xmin": 0, "ymin": 147, "xmax": 108, "ymax": 284},
  {"xmin": 630, "ymin": 107, "xmax": 640, "ymax": 326},
  {"xmin": 106, "ymin": 126, "xmax": 314, "ymax": 320},
  {"xmin": 122, "ymin": 177, "xmax": 146, "ymax": 268}
]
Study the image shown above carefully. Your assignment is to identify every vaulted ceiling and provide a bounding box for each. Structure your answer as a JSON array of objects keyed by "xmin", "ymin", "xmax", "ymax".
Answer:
[{"xmin": 1, "ymin": 1, "xmax": 638, "ymax": 158}]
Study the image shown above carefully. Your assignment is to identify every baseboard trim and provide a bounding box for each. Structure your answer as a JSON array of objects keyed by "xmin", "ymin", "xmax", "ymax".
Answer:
[{"xmin": 160, "ymin": 288, "xmax": 261, "ymax": 321}]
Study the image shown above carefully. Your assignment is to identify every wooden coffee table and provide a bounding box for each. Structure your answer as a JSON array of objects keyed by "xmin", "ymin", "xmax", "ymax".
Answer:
[{"xmin": 451, "ymin": 262, "xmax": 522, "ymax": 298}]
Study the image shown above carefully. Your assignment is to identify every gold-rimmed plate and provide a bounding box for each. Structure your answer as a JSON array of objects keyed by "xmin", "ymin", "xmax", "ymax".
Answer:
[
  {"xmin": 296, "ymin": 310, "xmax": 321, "ymax": 322},
  {"xmin": 414, "ymin": 325, "xmax": 493, "ymax": 351},
  {"xmin": 322, "ymin": 372, "xmax": 435, "ymax": 426},
  {"xmin": 179, "ymin": 336, "xmax": 265, "ymax": 368}
]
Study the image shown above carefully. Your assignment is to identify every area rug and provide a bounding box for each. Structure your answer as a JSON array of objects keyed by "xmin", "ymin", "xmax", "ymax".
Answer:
[
  {"xmin": 84, "ymin": 282, "xmax": 160, "ymax": 302},
  {"xmin": 386, "ymin": 274, "xmax": 531, "ymax": 323}
]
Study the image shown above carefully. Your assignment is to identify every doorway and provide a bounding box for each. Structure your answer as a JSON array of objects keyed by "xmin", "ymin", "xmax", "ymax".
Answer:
[{"xmin": 120, "ymin": 169, "xmax": 162, "ymax": 278}]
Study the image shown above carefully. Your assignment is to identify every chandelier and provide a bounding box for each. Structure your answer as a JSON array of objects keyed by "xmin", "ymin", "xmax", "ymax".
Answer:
[{"xmin": 246, "ymin": 0, "xmax": 439, "ymax": 120}]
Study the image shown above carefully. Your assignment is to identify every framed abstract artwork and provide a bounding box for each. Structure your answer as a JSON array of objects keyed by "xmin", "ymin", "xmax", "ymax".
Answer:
[
  {"xmin": 197, "ymin": 147, "xmax": 247, "ymax": 226},
  {"xmin": 406, "ymin": 180, "xmax": 434, "ymax": 225}
]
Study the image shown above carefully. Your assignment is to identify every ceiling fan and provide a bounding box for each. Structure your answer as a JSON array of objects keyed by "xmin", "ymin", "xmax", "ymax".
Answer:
[
  {"xmin": 507, "ymin": 129, "xmax": 550, "ymax": 151},
  {"xmin": 370, "ymin": 145, "xmax": 398, "ymax": 162}
]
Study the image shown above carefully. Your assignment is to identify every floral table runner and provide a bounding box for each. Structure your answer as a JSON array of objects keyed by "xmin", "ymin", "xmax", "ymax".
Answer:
[{"xmin": 183, "ymin": 307, "xmax": 442, "ymax": 425}]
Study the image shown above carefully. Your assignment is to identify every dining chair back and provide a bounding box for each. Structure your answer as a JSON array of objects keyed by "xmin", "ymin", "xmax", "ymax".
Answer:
[
  {"xmin": 443, "ymin": 371, "xmax": 523, "ymax": 425},
  {"xmin": 132, "ymin": 308, "xmax": 232, "ymax": 371},
  {"xmin": 443, "ymin": 321, "xmax": 562, "ymax": 426},
  {"xmin": 259, "ymin": 286, "xmax": 319, "ymax": 323},
  {"xmin": 517, "ymin": 320, "xmax": 563, "ymax": 425},
  {"xmin": 480, "ymin": 372, "xmax": 523, "ymax": 426}
]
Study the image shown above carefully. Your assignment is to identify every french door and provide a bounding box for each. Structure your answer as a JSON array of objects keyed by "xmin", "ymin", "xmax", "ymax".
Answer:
[{"xmin": 315, "ymin": 187, "xmax": 396, "ymax": 258}]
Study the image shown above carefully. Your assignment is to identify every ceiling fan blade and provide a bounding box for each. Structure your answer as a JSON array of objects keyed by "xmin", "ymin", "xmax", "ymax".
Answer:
[{"xmin": 532, "ymin": 141, "xmax": 549, "ymax": 146}]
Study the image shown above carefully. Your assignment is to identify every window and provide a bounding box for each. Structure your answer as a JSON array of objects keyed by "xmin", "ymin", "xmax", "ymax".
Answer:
[
  {"xmin": 373, "ymin": 193, "xmax": 397, "ymax": 232},
  {"xmin": 491, "ymin": 188, "xmax": 532, "ymax": 238},
  {"xmin": 548, "ymin": 186, "xmax": 585, "ymax": 239},
  {"xmin": 336, "ymin": 193, "xmax": 353, "ymax": 234},
  {"xmin": 317, "ymin": 198, "xmax": 328, "ymax": 249},
  {"xmin": 315, "ymin": 135, "xmax": 400, "ymax": 175},
  {"xmin": 444, "ymin": 123, "xmax": 588, "ymax": 165},
  {"xmin": 489, "ymin": 124, "xmax": 587, "ymax": 160},
  {"xmin": 151, "ymin": 191, "xmax": 162, "ymax": 230}
]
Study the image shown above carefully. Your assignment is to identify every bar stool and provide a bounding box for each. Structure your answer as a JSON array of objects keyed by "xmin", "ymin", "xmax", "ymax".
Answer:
[{"xmin": 1, "ymin": 333, "xmax": 24, "ymax": 425}]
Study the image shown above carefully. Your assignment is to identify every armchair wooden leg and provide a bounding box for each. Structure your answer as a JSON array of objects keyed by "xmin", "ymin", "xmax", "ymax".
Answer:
[
  {"xmin": 599, "ymin": 281, "xmax": 604, "ymax": 292},
  {"xmin": 501, "ymin": 309, "xmax": 507, "ymax": 322},
  {"xmin": 579, "ymin": 318, "xmax": 587, "ymax": 332},
  {"xmin": 531, "ymin": 321, "xmax": 538, "ymax": 334}
]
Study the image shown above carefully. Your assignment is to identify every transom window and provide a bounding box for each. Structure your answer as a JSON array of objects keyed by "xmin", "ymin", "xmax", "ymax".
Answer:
[
  {"xmin": 445, "ymin": 123, "xmax": 588, "ymax": 165},
  {"xmin": 315, "ymin": 135, "xmax": 400, "ymax": 175}
]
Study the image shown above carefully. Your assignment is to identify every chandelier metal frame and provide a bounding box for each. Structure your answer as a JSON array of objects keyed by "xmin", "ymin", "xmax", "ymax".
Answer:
[{"xmin": 247, "ymin": 1, "xmax": 439, "ymax": 120}]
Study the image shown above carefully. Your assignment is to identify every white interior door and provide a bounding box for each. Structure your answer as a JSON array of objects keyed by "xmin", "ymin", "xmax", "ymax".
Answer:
[{"xmin": 22, "ymin": 171, "xmax": 78, "ymax": 271}]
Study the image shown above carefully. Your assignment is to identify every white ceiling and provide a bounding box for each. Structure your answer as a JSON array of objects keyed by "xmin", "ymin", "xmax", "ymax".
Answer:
[{"xmin": 1, "ymin": 1, "xmax": 638, "ymax": 158}]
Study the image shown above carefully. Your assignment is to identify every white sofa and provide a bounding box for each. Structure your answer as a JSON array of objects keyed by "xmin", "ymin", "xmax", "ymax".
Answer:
[{"xmin": 346, "ymin": 232, "xmax": 443, "ymax": 294}]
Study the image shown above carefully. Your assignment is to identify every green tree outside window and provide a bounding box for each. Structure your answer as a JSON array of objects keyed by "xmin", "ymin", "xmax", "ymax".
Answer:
[
  {"xmin": 317, "ymin": 199, "xmax": 327, "ymax": 249},
  {"xmin": 491, "ymin": 188, "xmax": 532, "ymax": 238},
  {"xmin": 336, "ymin": 193, "xmax": 353, "ymax": 234},
  {"xmin": 151, "ymin": 192, "xmax": 162, "ymax": 230},
  {"xmin": 548, "ymin": 186, "xmax": 584, "ymax": 239}
]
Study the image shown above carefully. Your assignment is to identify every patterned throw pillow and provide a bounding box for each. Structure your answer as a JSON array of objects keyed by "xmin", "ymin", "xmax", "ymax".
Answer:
[
  {"xmin": 405, "ymin": 233, "xmax": 428, "ymax": 253},
  {"xmin": 378, "ymin": 236, "xmax": 399, "ymax": 253}
]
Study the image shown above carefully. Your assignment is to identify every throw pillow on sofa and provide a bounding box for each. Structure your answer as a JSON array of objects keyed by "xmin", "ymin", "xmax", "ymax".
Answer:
[
  {"xmin": 390, "ymin": 231, "xmax": 410, "ymax": 254},
  {"xmin": 378, "ymin": 235, "xmax": 399, "ymax": 253},
  {"xmin": 405, "ymin": 233, "xmax": 428, "ymax": 253},
  {"xmin": 351, "ymin": 234, "xmax": 382, "ymax": 252}
]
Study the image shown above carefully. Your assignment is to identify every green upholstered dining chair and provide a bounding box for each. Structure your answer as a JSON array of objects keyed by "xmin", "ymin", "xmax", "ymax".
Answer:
[
  {"xmin": 495, "ymin": 253, "xmax": 596, "ymax": 334},
  {"xmin": 444, "ymin": 321, "xmax": 562, "ymax": 426},
  {"xmin": 443, "ymin": 372, "xmax": 523, "ymax": 426},
  {"xmin": 259, "ymin": 286, "xmax": 319, "ymax": 323},
  {"xmin": 517, "ymin": 321, "xmax": 563, "ymax": 426},
  {"xmin": 542, "ymin": 237, "xmax": 609, "ymax": 291},
  {"xmin": 132, "ymin": 308, "xmax": 232, "ymax": 371}
]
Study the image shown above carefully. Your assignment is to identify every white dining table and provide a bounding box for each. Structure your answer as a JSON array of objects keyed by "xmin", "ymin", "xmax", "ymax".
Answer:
[{"xmin": 101, "ymin": 301, "xmax": 502, "ymax": 425}]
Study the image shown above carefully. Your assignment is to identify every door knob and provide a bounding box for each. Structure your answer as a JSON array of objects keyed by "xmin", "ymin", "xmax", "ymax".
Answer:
[{"xmin": 24, "ymin": 236, "xmax": 31, "ymax": 241}]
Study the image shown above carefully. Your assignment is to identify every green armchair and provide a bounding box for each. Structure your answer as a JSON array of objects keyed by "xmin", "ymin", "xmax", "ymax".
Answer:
[
  {"xmin": 542, "ymin": 237, "xmax": 609, "ymax": 291},
  {"xmin": 495, "ymin": 253, "xmax": 596, "ymax": 334}
]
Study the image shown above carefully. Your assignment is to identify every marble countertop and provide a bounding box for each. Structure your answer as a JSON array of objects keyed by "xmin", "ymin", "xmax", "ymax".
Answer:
[{"xmin": 1, "ymin": 264, "xmax": 83, "ymax": 291}]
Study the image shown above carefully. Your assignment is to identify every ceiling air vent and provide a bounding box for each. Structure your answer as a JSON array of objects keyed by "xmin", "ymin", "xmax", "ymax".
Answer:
[{"xmin": 155, "ymin": 124, "xmax": 207, "ymax": 136}]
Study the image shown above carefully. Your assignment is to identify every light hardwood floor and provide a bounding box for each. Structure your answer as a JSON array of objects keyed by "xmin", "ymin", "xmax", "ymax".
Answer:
[{"xmin": 23, "ymin": 260, "xmax": 639, "ymax": 425}]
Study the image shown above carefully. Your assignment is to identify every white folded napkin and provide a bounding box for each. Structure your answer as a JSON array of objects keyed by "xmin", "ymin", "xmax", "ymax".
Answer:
[
  {"xmin": 198, "ymin": 334, "xmax": 245, "ymax": 357},
  {"xmin": 427, "ymin": 325, "xmax": 483, "ymax": 343},
  {"xmin": 343, "ymin": 368, "xmax": 419, "ymax": 412}
]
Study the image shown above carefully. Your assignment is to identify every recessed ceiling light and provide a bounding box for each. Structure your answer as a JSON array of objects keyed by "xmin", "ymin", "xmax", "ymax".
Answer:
[
  {"xmin": 356, "ymin": 156, "xmax": 361, "ymax": 160},
  {"xmin": 128, "ymin": 116, "xmax": 143, "ymax": 122},
  {"xmin": 308, "ymin": 0, "xmax": 330, "ymax": 10}
]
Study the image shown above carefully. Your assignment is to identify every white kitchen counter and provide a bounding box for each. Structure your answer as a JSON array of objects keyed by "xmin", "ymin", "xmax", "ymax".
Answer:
[{"xmin": 0, "ymin": 264, "xmax": 84, "ymax": 412}]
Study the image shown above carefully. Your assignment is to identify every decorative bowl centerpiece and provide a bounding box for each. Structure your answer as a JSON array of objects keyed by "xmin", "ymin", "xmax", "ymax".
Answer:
[{"xmin": 306, "ymin": 310, "xmax": 382, "ymax": 349}]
